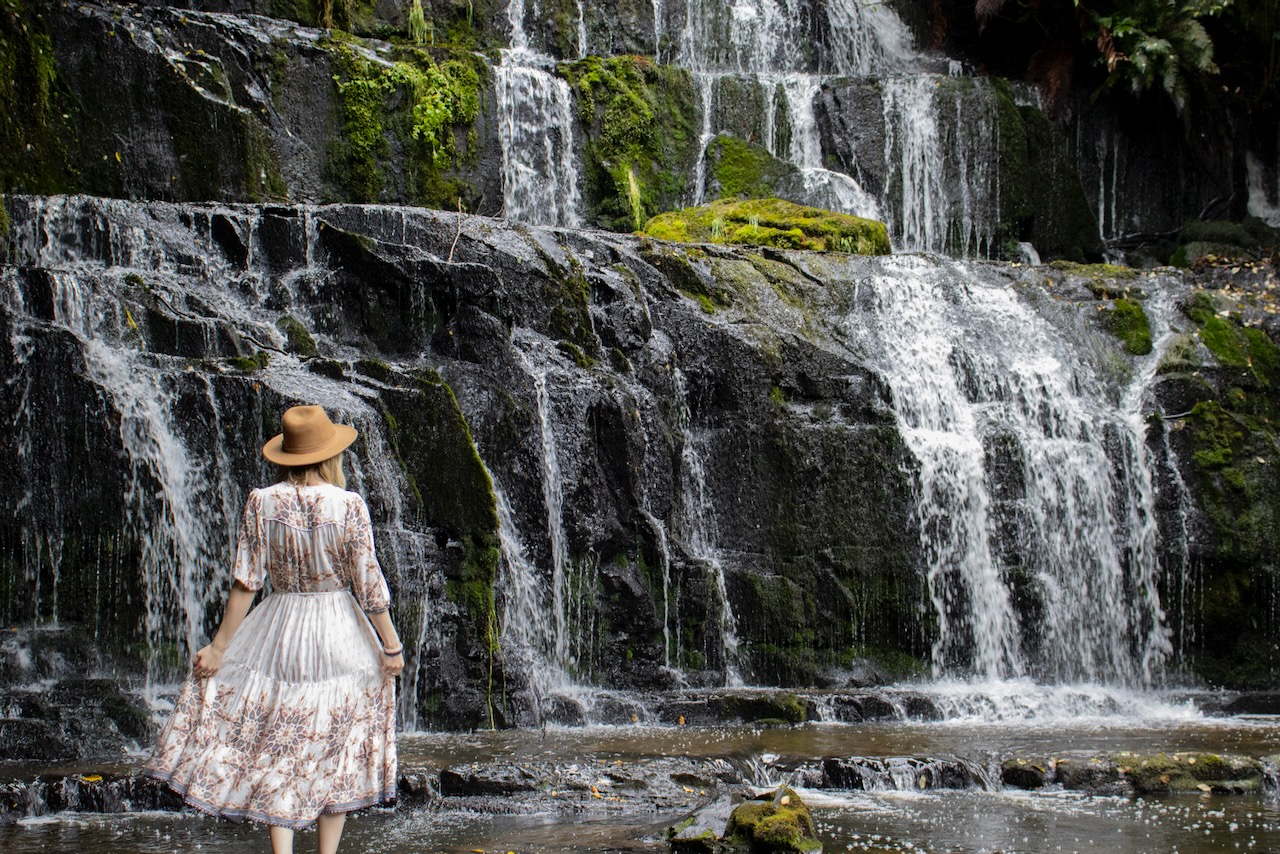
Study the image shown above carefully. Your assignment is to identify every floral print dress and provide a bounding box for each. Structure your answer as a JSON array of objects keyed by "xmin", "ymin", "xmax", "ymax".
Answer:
[{"xmin": 148, "ymin": 482, "xmax": 397, "ymax": 828}]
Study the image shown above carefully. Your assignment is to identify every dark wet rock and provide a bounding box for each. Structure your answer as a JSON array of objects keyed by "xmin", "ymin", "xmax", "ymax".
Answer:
[
  {"xmin": 439, "ymin": 764, "xmax": 541, "ymax": 796},
  {"xmin": 653, "ymin": 692, "xmax": 809, "ymax": 726},
  {"xmin": 820, "ymin": 694, "xmax": 900, "ymax": 723},
  {"xmin": 0, "ymin": 773, "xmax": 182, "ymax": 826},
  {"xmin": 821, "ymin": 756, "xmax": 984, "ymax": 791},
  {"xmin": 1001, "ymin": 758, "xmax": 1051, "ymax": 790},
  {"xmin": 396, "ymin": 771, "xmax": 440, "ymax": 804},
  {"xmin": 1052, "ymin": 755, "xmax": 1132, "ymax": 795},
  {"xmin": 1213, "ymin": 692, "xmax": 1280, "ymax": 715}
]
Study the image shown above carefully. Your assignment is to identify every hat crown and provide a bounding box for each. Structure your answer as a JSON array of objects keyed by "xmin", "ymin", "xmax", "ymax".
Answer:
[
  {"xmin": 262, "ymin": 405, "xmax": 357, "ymax": 465},
  {"xmin": 281, "ymin": 406, "xmax": 337, "ymax": 454}
]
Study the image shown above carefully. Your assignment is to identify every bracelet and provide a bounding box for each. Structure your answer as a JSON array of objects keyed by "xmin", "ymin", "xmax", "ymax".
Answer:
[{"xmin": 381, "ymin": 645, "xmax": 403, "ymax": 656}]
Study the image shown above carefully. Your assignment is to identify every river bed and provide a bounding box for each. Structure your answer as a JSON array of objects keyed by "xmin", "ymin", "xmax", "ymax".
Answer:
[{"xmin": 4, "ymin": 703, "xmax": 1279, "ymax": 853}]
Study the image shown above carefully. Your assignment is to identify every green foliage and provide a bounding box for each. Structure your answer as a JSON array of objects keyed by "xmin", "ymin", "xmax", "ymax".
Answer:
[
  {"xmin": 1090, "ymin": 0, "xmax": 1229, "ymax": 115},
  {"xmin": 642, "ymin": 198, "xmax": 891, "ymax": 255},
  {"xmin": 407, "ymin": 0, "xmax": 431, "ymax": 45},
  {"xmin": 558, "ymin": 55, "xmax": 698, "ymax": 232},
  {"xmin": 327, "ymin": 41, "xmax": 482, "ymax": 202}
]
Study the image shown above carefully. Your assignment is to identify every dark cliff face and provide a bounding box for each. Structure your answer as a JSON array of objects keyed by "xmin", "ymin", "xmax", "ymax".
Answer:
[
  {"xmin": 1, "ymin": 0, "xmax": 1269, "ymax": 259},
  {"xmin": 0, "ymin": 197, "xmax": 927, "ymax": 728}
]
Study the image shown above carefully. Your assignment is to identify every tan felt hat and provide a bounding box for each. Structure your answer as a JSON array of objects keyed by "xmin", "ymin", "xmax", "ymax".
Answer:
[{"xmin": 262, "ymin": 405, "xmax": 358, "ymax": 466}]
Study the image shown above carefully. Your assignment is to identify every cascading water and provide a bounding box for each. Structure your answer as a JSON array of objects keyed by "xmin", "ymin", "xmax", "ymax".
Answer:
[
  {"xmin": 495, "ymin": 0, "xmax": 582, "ymax": 226},
  {"xmin": 673, "ymin": 367, "xmax": 742, "ymax": 685},
  {"xmin": 881, "ymin": 76, "xmax": 1001, "ymax": 255},
  {"xmin": 846, "ymin": 256, "xmax": 1173, "ymax": 685},
  {"xmin": 513, "ymin": 340, "xmax": 575, "ymax": 676}
]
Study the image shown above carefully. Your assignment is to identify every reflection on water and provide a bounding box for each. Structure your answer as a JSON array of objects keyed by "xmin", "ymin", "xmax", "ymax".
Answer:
[{"xmin": 4, "ymin": 714, "xmax": 1280, "ymax": 853}]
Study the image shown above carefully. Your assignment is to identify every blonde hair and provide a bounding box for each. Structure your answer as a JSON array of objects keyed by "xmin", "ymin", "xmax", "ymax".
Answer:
[{"xmin": 278, "ymin": 452, "xmax": 346, "ymax": 489}]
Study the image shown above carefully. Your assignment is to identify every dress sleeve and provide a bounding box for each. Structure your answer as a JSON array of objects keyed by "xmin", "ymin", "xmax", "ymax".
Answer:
[
  {"xmin": 231, "ymin": 489, "xmax": 267, "ymax": 591},
  {"xmin": 344, "ymin": 493, "xmax": 391, "ymax": 613}
]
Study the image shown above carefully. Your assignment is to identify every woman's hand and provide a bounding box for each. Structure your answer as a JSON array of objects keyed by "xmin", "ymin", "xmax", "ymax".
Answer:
[
  {"xmin": 192, "ymin": 644, "xmax": 225, "ymax": 679},
  {"xmin": 381, "ymin": 650, "xmax": 404, "ymax": 677}
]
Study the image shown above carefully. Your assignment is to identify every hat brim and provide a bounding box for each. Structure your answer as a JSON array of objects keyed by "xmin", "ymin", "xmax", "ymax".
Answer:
[{"xmin": 262, "ymin": 424, "xmax": 358, "ymax": 466}]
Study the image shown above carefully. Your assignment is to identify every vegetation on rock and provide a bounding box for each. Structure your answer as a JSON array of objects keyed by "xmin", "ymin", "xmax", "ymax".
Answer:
[
  {"xmin": 327, "ymin": 39, "xmax": 483, "ymax": 205},
  {"xmin": 641, "ymin": 198, "xmax": 890, "ymax": 255},
  {"xmin": 558, "ymin": 55, "xmax": 698, "ymax": 232},
  {"xmin": 724, "ymin": 787, "xmax": 822, "ymax": 853},
  {"xmin": 708, "ymin": 135, "xmax": 798, "ymax": 201}
]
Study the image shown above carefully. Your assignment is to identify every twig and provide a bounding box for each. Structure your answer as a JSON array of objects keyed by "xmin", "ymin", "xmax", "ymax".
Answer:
[{"xmin": 448, "ymin": 196, "xmax": 464, "ymax": 264}]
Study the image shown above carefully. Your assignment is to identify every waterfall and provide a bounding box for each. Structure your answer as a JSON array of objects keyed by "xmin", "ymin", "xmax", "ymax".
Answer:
[
  {"xmin": 673, "ymin": 367, "xmax": 742, "ymax": 685},
  {"xmin": 494, "ymin": 55, "xmax": 582, "ymax": 227},
  {"xmin": 514, "ymin": 341, "xmax": 574, "ymax": 672},
  {"xmin": 1246, "ymin": 149, "xmax": 1280, "ymax": 227},
  {"xmin": 495, "ymin": 0, "xmax": 582, "ymax": 226},
  {"xmin": 882, "ymin": 76, "xmax": 1001, "ymax": 256},
  {"xmin": 349, "ymin": 424, "xmax": 437, "ymax": 732},
  {"xmin": 495, "ymin": 481, "xmax": 575, "ymax": 722},
  {"xmin": 847, "ymin": 256, "xmax": 1172, "ymax": 684},
  {"xmin": 780, "ymin": 74, "xmax": 879, "ymax": 220}
]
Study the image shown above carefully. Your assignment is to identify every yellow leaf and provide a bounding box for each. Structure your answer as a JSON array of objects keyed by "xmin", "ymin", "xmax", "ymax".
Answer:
[
  {"xmin": 114, "ymin": 151, "xmax": 122, "ymax": 162},
  {"xmin": 81, "ymin": 774, "xmax": 102, "ymax": 783},
  {"xmin": 124, "ymin": 307, "xmax": 138, "ymax": 331}
]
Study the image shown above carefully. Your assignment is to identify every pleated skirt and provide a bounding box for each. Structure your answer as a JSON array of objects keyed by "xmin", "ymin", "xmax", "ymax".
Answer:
[{"xmin": 147, "ymin": 590, "xmax": 397, "ymax": 828}]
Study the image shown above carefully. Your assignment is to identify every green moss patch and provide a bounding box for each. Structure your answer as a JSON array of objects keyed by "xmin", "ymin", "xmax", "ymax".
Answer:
[
  {"xmin": 642, "ymin": 198, "xmax": 890, "ymax": 255},
  {"xmin": 557, "ymin": 55, "xmax": 698, "ymax": 232},
  {"xmin": 725, "ymin": 787, "xmax": 821, "ymax": 853},
  {"xmin": 275, "ymin": 315, "xmax": 318, "ymax": 357},
  {"xmin": 326, "ymin": 40, "xmax": 483, "ymax": 204},
  {"xmin": 708, "ymin": 134, "xmax": 798, "ymax": 200},
  {"xmin": 1102, "ymin": 298, "xmax": 1153, "ymax": 355}
]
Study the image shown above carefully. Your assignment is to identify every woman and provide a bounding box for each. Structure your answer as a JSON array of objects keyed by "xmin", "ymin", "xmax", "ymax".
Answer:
[{"xmin": 148, "ymin": 405, "xmax": 404, "ymax": 854}]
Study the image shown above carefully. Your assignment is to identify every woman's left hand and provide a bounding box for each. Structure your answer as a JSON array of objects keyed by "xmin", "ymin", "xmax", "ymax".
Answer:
[{"xmin": 381, "ymin": 651, "xmax": 404, "ymax": 677}]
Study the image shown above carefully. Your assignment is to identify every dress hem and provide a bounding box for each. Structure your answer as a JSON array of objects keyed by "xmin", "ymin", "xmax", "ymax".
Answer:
[{"xmin": 146, "ymin": 768, "xmax": 396, "ymax": 829}]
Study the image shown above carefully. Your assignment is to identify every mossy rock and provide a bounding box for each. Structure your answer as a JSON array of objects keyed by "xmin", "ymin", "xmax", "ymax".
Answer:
[
  {"xmin": 1102, "ymin": 298, "xmax": 1153, "ymax": 355},
  {"xmin": 1178, "ymin": 241, "xmax": 1258, "ymax": 266},
  {"xmin": 1183, "ymin": 290, "xmax": 1280, "ymax": 382},
  {"xmin": 707, "ymin": 134, "xmax": 799, "ymax": 200},
  {"xmin": 641, "ymin": 198, "xmax": 890, "ymax": 255},
  {"xmin": 1047, "ymin": 260, "xmax": 1140, "ymax": 298},
  {"xmin": 558, "ymin": 55, "xmax": 699, "ymax": 232},
  {"xmin": 226, "ymin": 350, "xmax": 270, "ymax": 372},
  {"xmin": 1180, "ymin": 220, "xmax": 1260, "ymax": 249},
  {"xmin": 1120, "ymin": 752, "xmax": 1263, "ymax": 794},
  {"xmin": 275, "ymin": 315, "xmax": 318, "ymax": 358},
  {"xmin": 724, "ymin": 787, "xmax": 822, "ymax": 853}
]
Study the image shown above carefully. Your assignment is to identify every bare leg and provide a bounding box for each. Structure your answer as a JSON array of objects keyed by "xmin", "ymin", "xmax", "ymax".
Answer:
[
  {"xmin": 318, "ymin": 812, "xmax": 347, "ymax": 854},
  {"xmin": 268, "ymin": 825, "xmax": 294, "ymax": 854}
]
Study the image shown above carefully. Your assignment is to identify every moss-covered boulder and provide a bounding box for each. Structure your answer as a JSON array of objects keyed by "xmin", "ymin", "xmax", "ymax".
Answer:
[
  {"xmin": 1121, "ymin": 752, "xmax": 1264, "ymax": 795},
  {"xmin": 642, "ymin": 198, "xmax": 890, "ymax": 255},
  {"xmin": 723, "ymin": 787, "xmax": 822, "ymax": 853}
]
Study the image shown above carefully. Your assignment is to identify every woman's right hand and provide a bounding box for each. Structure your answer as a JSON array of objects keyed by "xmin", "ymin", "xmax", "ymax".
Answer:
[{"xmin": 192, "ymin": 644, "xmax": 225, "ymax": 679}]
